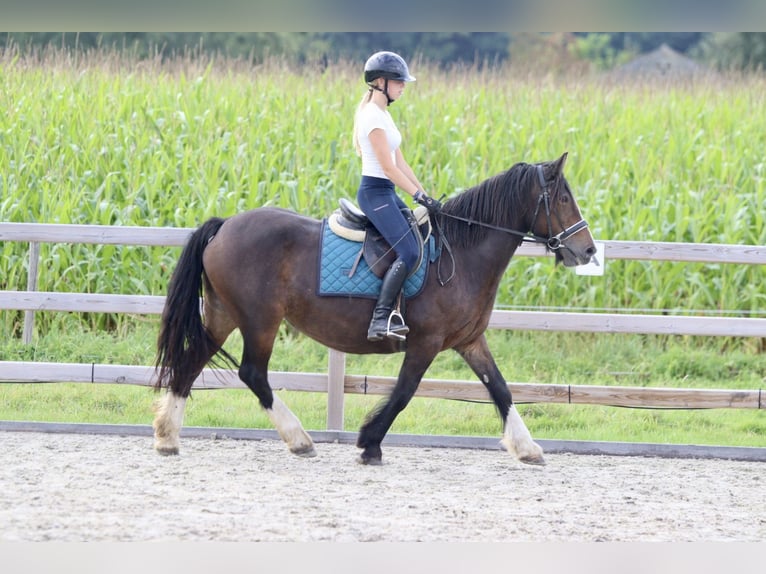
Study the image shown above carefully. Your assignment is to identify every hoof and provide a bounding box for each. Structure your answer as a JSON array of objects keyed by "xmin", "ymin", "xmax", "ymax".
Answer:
[
  {"xmin": 357, "ymin": 454, "xmax": 383, "ymax": 466},
  {"xmin": 356, "ymin": 444, "xmax": 383, "ymax": 465},
  {"xmin": 155, "ymin": 446, "xmax": 179, "ymax": 456},
  {"xmin": 290, "ymin": 445, "xmax": 317, "ymax": 458},
  {"xmin": 519, "ymin": 454, "xmax": 547, "ymax": 466}
]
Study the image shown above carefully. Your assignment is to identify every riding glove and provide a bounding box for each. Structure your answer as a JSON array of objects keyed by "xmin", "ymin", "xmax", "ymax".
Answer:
[{"xmin": 413, "ymin": 190, "xmax": 442, "ymax": 215}]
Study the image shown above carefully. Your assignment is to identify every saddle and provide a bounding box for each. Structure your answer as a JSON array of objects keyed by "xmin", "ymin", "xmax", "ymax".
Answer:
[{"xmin": 328, "ymin": 198, "xmax": 431, "ymax": 278}]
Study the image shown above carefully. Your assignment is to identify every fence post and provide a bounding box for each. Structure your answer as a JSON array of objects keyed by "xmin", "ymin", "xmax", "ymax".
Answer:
[
  {"xmin": 22, "ymin": 242, "xmax": 41, "ymax": 345},
  {"xmin": 326, "ymin": 349, "xmax": 346, "ymax": 430}
]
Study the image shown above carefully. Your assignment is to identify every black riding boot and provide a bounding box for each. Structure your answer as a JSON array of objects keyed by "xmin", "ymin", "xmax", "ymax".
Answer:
[{"xmin": 367, "ymin": 258, "xmax": 410, "ymax": 342}]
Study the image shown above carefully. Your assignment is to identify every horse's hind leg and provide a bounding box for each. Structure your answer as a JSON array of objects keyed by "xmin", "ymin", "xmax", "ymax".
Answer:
[
  {"xmin": 266, "ymin": 395, "xmax": 316, "ymax": 458},
  {"xmin": 457, "ymin": 335, "xmax": 545, "ymax": 466},
  {"xmin": 153, "ymin": 284, "xmax": 236, "ymax": 455},
  {"xmin": 501, "ymin": 405, "xmax": 545, "ymax": 466},
  {"xmin": 153, "ymin": 393, "xmax": 188, "ymax": 455},
  {"xmin": 357, "ymin": 348, "xmax": 438, "ymax": 465},
  {"xmin": 239, "ymin": 326, "xmax": 316, "ymax": 458}
]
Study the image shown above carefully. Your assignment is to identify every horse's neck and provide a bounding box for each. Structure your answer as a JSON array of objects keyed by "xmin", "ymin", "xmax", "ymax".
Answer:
[{"xmin": 456, "ymin": 233, "xmax": 523, "ymax": 287}]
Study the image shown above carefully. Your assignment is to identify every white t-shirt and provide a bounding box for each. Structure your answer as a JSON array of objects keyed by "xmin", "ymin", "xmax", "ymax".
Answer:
[{"xmin": 356, "ymin": 103, "xmax": 401, "ymax": 179}]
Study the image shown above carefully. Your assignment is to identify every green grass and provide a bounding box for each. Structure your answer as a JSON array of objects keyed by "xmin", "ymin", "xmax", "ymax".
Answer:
[{"xmin": 0, "ymin": 322, "xmax": 763, "ymax": 447}]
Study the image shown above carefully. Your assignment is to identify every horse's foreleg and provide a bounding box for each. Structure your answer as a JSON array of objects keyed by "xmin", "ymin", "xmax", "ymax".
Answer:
[
  {"xmin": 153, "ymin": 392, "xmax": 187, "ymax": 455},
  {"xmin": 457, "ymin": 336, "xmax": 545, "ymax": 466}
]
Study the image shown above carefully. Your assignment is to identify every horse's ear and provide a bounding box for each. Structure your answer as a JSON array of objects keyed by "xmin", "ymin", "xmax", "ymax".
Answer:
[{"xmin": 544, "ymin": 152, "xmax": 568, "ymax": 181}]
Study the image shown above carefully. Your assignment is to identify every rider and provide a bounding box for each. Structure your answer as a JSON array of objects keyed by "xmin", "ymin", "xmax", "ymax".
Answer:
[{"xmin": 353, "ymin": 50, "xmax": 442, "ymax": 342}]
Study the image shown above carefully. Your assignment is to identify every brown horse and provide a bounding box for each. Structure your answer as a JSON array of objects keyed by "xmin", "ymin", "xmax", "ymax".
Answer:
[{"xmin": 153, "ymin": 152, "xmax": 595, "ymax": 465}]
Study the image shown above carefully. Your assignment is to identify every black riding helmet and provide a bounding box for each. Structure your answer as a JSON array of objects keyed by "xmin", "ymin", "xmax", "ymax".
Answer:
[{"xmin": 364, "ymin": 51, "xmax": 415, "ymax": 106}]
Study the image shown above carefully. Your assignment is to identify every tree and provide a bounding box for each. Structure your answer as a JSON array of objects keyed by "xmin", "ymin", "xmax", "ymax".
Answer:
[
  {"xmin": 0, "ymin": 32, "xmax": 511, "ymax": 67},
  {"xmin": 300, "ymin": 32, "xmax": 510, "ymax": 66},
  {"xmin": 570, "ymin": 33, "xmax": 625, "ymax": 70},
  {"xmin": 696, "ymin": 33, "xmax": 766, "ymax": 71},
  {"xmin": 606, "ymin": 33, "xmax": 705, "ymax": 55}
]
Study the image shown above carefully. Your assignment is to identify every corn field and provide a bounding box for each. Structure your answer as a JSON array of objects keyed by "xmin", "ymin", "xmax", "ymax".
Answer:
[{"xmin": 1, "ymin": 49, "xmax": 765, "ymax": 335}]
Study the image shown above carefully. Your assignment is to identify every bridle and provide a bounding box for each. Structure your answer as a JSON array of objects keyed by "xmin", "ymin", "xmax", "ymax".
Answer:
[
  {"xmin": 529, "ymin": 165, "xmax": 589, "ymax": 251},
  {"xmin": 437, "ymin": 164, "xmax": 589, "ymax": 251},
  {"xmin": 432, "ymin": 164, "xmax": 589, "ymax": 285}
]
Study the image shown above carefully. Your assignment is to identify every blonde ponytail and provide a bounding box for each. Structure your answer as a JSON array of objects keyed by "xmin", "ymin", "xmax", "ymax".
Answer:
[{"xmin": 352, "ymin": 89, "xmax": 374, "ymax": 156}]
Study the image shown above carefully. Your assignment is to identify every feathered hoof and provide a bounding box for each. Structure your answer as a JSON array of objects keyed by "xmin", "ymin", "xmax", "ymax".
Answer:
[
  {"xmin": 356, "ymin": 445, "xmax": 383, "ymax": 465},
  {"xmin": 155, "ymin": 445, "xmax": 180, "ymax": 456},
  {"xmin": 357, "ymin": 454, "xmax": 383, "ymax": 466},
  {"xmin": 519, "ymin": 454, "xmax": 547, "ymax": 466},
  {"xmin": 290, "ymin": 444, "xmax": 317, "ymax": 458}
]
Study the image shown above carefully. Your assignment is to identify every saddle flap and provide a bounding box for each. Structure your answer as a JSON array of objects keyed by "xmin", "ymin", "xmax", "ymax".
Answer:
[{"xmin": 363, "ymin": 232, "xmax": 396, "ymax": 278}]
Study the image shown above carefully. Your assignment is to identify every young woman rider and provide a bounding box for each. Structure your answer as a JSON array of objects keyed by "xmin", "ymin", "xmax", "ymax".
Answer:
[{"xmin": 353, "ymin": 51, "xmax": 442, "ymax": 342}]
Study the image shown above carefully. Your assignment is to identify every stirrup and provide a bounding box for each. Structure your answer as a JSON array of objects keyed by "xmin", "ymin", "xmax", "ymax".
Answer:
[{"xmin": 385, "ymin": 309, "xmax": 409, "ymax": 341}]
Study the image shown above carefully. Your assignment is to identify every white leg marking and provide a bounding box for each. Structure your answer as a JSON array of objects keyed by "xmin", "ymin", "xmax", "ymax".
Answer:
[
  {"xmin": 266, "ymin": 395, "xmax": 316, "ymax": 457},
  {"xmin": 500, "ymin": 405, "xmax": 546, "ymax": 465},
  {"xmin": 153, "ymin": 393, "xmax": 187, "ymax": 455}
]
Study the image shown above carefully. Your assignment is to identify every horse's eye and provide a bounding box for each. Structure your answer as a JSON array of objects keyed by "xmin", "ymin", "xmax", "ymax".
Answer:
[{"xmin": 559, "ymin": 193, "xmax": 570, "ymax": 204}]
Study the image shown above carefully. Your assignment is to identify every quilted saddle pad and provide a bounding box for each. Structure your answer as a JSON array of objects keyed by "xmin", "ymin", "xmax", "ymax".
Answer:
[{"xmin": 317, "ymin": 219, "xmax": 429, "ymax": 299}]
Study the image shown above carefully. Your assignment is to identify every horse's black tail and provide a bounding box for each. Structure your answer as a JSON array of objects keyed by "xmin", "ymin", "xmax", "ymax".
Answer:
[{"xmin": 154, "ymin": 217, "xmax": 232, "ymax": 393}]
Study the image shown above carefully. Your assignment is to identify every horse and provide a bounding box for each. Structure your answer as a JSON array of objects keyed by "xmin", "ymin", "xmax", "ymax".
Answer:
[{"xmin": 152, "ymin": 152, "xmax": 596, "ymax": 466}]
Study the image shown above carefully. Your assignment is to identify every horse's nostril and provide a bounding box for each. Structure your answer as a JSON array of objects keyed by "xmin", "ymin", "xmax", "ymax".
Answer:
[{"xmin": 586, "ymin": 245, "xmax": 596, "ymax": 257}]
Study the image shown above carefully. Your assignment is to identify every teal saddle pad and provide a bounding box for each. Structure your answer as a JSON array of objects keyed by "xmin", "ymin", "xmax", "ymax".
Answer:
[{"xmin": 317, "ymin": 219, "xmax": 430, "ymax": 299}]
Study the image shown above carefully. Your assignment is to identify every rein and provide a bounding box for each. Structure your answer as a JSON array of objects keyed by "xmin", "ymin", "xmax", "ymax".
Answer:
[{"xmin": 433, "ymin": 164, "xmax": 589, "ymax": 285}]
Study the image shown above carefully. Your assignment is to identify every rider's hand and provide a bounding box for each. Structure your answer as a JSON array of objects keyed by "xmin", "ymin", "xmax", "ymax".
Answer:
[{"xmin": 413, "ymin": 190, "xmax": 442, "ymax": 215}]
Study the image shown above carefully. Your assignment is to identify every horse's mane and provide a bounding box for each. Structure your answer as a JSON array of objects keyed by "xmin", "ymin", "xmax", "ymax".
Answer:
[{"xmin": 439, "ymin": 162, "xmax": 538, "ymax": 249}]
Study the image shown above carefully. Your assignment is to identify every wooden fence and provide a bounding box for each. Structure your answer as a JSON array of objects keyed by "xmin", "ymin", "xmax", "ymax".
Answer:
[{"xmin": 0, "ymin": 221, "xmax": 764, "ymax": 431}]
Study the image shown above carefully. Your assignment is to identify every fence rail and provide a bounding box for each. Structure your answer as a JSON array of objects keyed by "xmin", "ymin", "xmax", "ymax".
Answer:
[
  {"xmin": 1, "ymin": 361, "xmax": 761, "ymax": 410},
  {"xmin": 2, "ymin": 291, "xmax": 766, "ymax": 338},
  {"xmin": 1, "ymin": 222, "xmax": 764, "ymax": 431},
  {"xmin": 3, "ymin": 221, "xmax": 766, "ymax": 261}
]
